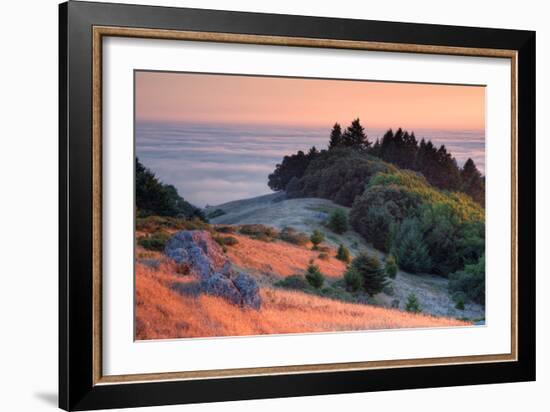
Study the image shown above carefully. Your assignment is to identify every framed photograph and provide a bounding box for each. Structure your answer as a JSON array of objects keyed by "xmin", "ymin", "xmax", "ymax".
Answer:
[{"xmin": 59, "ymin": 1, "xmax": 535, "ymax": 410}]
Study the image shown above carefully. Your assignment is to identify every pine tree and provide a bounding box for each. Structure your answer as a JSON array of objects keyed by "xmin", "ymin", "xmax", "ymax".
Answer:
[
  {"xmin": 336, "ymin": 244, "xmax": 351, "ymax": 263},
  {"xmin": 350, "ymin": 252, "xmax": 389, "ymax": 296},
  {"xmin": 305, "ymin": 263, "xmax": 325, "ymax": 289},
  {"xmin": 328, "ymin": 209, "xmax": 348, "ymax": 234},
  {"xmin": 461, "ymin": 158, "xmax": 485, "ymax": 205},
  {"xmin": 342, "ymin": 118, "xmax": 371, "ymax": 150},
  {"xmin": 328, "ymin": 123, "xmax": 343, "ymax": 149},
  {"xmin": 385, "ymin": 254, "xmax": 398, "ymax": 279},
  {"xmin": 392, "ymin": 218, "xmax": 432, "ymax": 274},
  {"xmin": 405, "ymin": 293, "xmax": 422, "ymax": 313}
]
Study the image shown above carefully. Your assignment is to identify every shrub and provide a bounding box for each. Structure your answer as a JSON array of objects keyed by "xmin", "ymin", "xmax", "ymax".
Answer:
[
  {"xmin": 328, "ymin": 209, "xmax": 349, "ymax": 234},
  {"xmin": 214, "ymin": 235, "xmax": 239, "ymax": 247},
  {"xmin": 405, "ymin": 293, "xmax": 422, "ymax": 313},
  {"xmin": 238, "ymin": 224, "xmax": 278, "ymax": 241},
  {"xmin": 350, "ymin": 252, "xmax": 388, "ymax": 296},
  {"xmin": 343, "ymin": 266, "xmax": 363, "ymax": 291},
  {"xmin": 455, "ymin": 295, "xmax": 465, "ymax": 310},
  {"xmin": 449, "ymin": 254, "xmax": 485, "ymax": 305},
  {"xmin": 318, "ymin": 252, "xmax": 329, "ymax": 260},
  {"xmin": 214, "ymin": 225, "xmax": 237, "ymax": 234},
  {"xmin": 336, "ymin": 244, "xmax": 351, "ymax": 263},
  {"xmin": 137, "ymin": 232, "xmax": 170, "ymax": 251},
  {"xmin": 278, "ymin": 227, "xmax": 309, "ymax": 246},
  {"xmin": 274, "ymin": 274, "xmax": 310, "ymax": 290},
  {"xmin": 305, "ymin": 263, "xmax": 325, "ymax": 289},
  {"xmin": 136, "ymin": 215, "xmax": 209, "ymax": 233},
  {"xmin": 310, "ymin": 230, "xmax": 325, "ymax": 250},
  {"xmin": 391, "ymin": 218, "xmax": 432, "ymax": 274},
  {"xmin": 385, "ymin": 254, "xmax": 398, "ymax": 279}
]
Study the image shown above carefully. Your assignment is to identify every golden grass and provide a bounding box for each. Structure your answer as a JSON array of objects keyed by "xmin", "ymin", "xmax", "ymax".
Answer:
[
  {"xmin": 135, "ymin": 262, "xmax": 468, "ymax": 340},
  {"xmin": 225, "ymin": 234, "xmax": 347, "ymax": 278}
]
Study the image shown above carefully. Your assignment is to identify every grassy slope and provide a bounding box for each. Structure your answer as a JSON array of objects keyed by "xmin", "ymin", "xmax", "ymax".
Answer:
[
  {"xmin": 205, "ymin": 195, "xmax": 485, "ymax": 319},
  {"xmin": 136, "ymin": 260, "xmax": 467, "ymax": 340},
  {"xmin": 135, "ymin": 238, "xmax": 468, "ymax": 340}
]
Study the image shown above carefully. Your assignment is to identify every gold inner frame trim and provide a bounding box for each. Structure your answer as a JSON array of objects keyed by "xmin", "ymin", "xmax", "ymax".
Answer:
[{"xmin": 92, "ymin": 25, "xmax": 518, "ymax": 386}]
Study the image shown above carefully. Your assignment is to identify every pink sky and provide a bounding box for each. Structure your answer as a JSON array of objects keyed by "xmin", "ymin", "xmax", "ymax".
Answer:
[{"xmin": 135, "ymin": 71, "xmax": 485, "ymax": 130}]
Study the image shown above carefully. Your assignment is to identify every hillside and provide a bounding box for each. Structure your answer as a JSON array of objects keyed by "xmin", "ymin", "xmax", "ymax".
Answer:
[
  {"xmin": 203, "ymin": 193, "xmax": 484, "ymax": 320},
  {"xmin": 135, "ymin": 243, "xmax": 468, "ymax": 340}
]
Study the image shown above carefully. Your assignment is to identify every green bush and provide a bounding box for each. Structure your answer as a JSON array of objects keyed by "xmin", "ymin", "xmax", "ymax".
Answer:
[
  {"xmin": 343, "ymin": 266, "xmax": 363, "ymax": 291},
  {"xmin": 385, "ymin": 254, "xmax": 398, "ymax": 279},
  {"xmin": 274, "ymin": 274, "xmax": 310, "ymax": 290},
  {"xmin": 318, "ymin": 252, "xmax": 329, "ymax": 260},
  {"xmin": 391, "ymin": 218, "xmax": 432, "ymax": 274},
  {"xmin": 310, "ymin": 230, "xmax": 325, "ymax": 250},
  {"xmin": 350, "ymin": 252, "xmax": 388, "ymax": 296},
  {"xmin": 278, "ymin": 227, "xmax": 309, "ymax": 246},
  {"xmin": 449, "ymin": 254, "xmax": 485, "ymax": 305},
  {"xmin": 305, "ymin": 263, "xmax": 325, "ymax": 289},
  {"xmin": 336, "ymin": 244, "xmax": 351, "ymax": 263},
  {"xmin": 455, "ymin": 295, "xmax": 465, "ymax": 310},
  {"xmin": 405, "ymin": 293, "xmax": 422, "ymax": 313},
  {"xmin": 328, "ymin": 209, "xmax": 349, "ymax": 234},
  {"xmin": 137, "ymin": 232, "xmax": 171, "ymax": 251}
]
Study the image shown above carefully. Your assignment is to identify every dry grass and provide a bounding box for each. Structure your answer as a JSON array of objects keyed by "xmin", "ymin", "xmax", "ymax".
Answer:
[
  {"xmin": 135, "ymin": 262, "xmax": 468, "ymax": 340},
  {"xmin": 225, "ymin": 234, "xmax": 347, "ymax": 278}
]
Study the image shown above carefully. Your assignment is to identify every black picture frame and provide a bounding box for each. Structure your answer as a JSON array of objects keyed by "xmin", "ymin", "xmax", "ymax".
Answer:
[{"xmin": 59, "ymin": 1, "xmax": 536, "ymax": 410}]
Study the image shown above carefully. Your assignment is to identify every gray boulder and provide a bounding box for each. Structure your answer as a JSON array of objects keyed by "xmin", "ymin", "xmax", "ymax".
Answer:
[{"xmin": 165, "ymin": 230, "xmax": 261, "ymax": 309}]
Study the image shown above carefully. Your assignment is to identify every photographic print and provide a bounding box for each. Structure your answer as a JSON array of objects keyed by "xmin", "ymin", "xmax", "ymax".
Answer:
[{"xmin": 134, "ymin": 71, "xmax": 486, "ymax": 340}]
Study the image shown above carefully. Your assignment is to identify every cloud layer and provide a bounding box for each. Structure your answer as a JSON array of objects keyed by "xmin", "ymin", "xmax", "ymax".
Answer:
[{"xmin": 136, "ymin": 122, "xmax": 485, "ymax": 207}]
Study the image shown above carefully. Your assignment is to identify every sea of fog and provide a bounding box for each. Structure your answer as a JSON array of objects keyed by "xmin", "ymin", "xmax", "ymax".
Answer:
[{"xmin": 136, "ymin": 122, "xmax": 485, "ymax": 208}]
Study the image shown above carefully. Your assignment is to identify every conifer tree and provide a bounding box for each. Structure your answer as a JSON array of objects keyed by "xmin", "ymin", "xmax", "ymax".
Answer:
[{"xmin": 328, "ymin": 123, "xmax": 343, "ymax": 149}]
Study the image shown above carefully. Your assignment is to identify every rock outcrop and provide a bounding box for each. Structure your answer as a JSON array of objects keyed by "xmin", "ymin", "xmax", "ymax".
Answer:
[{"xmin": 165, "ymin": 230, "xmax": 261, "ymax": 309}]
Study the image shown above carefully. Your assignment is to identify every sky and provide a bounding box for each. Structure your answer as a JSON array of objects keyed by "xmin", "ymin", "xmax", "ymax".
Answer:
[
  {"xmin": 135, "ymin": 71, "xmax": 485, "ymax": 131},
  {"xmin": 135, "ymin": 71, "xmax": 485, "ymax": 207}
]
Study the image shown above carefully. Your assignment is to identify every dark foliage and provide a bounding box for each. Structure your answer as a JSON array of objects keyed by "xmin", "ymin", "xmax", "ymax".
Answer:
[
  {"xmin": 328, "ymin": 123, "xmax": 343, "ymax": 149},
  {"xmin": 327, "ymin": 208, "xmax": 349, "ymax": 234},
  {"xmin": 136, "ymin": 158, "xmax": 205, "ymax": 220},
  {"xmin": 305, "ymin": 263, "xmax": 325, "ymax": 289},
  {"xmin": 461, "ymin": 158, "xmax": 485, "ymax": 205},
  {"xmin": 310, "ymin": 230, "xmax": 325, "ymax": 250},
  {"xmin": 336, "ymin": 244, "xmax": 351, "ymax": 263},
  {"xmin": 267, "ymin": 147, "xmax": 319, "ymax": 191},
  {"xmin": 349, "ymin": 252, "xmax": 388, "ymax": 296},
  {"xmin": 286, "ymin": 147, "xmax": 393, "ymax": 206},
  {"xmin": 449, "ymin": 254, "xmax": 485, "ymax": 305},
  {"xmin": 385, "ymin": 254, "xmax": 398, "ymax": 279},
  {"xmin": 137, "ymin": 232, "xmax": 170, "ymax": 252},
  {"xmin": 405, "ymin": 293, "xmax": 422, "ymax": 313}
]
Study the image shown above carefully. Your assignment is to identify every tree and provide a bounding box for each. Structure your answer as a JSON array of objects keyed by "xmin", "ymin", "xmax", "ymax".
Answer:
[
  {"xmin": 341, "ymin": 118, "xmax": 371, "ymax": 150},
  {"xmin": 449, "ymin": 254, "xmax": 485, "ymax": 305},
  {"xmin": 268, "ymin": 150, "xmax": 311, "ymax": 191},
  {"xmin": 461, "ymin": 158, "xmax": 485, "ymax": 205},
  {"xmin": 405, "ymin": 293, "xmax": 422, "ymax": 313},
  {"xmin": 328, "ymin": 123, "xmax": 343, "ymax": 149},
  {"xmin": 328, "ymin": 209, "xmax": 348, "ymax": 234},
  {"xmin": 305, "ymin": 263, "xmax": 325, "ymax": 289},
  {"xmin": 391, "ymin": 218, "xmax": 432, "ymax": 274},
  {"xmin": 385, "ymin": 254, "xmax": 398, "ymax": 279},
  {"xmin": 310, "ymin": 230, "xmax": 325, "ymax": 250},
  {"xmin": 344, "ymin": 266, "xmax": 362, "ymax": 291},
  {"xmin": 135, "ymin": 158, "xmax": 205, "ymax": 219},
  {"xmin": 350, "ymin": 252, "xmax": 388, "ymax": 296},
  {"xmin": 336, "ymin": 244, "xmax": 351, "ymax": 263}
]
